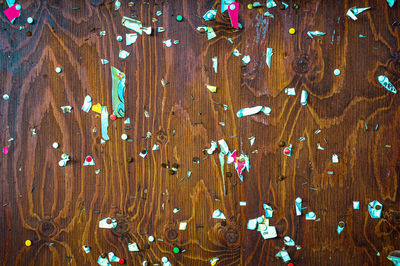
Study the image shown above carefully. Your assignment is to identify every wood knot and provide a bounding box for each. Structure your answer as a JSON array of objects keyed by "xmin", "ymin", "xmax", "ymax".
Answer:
[
  {"xmin": 111, "ymin": 216, "xmax": 130, "ymax": 237},
  {"xmin": 39, "ymin": 220, "xmax": 58, "ymax": 237},
  {"xmin": 292, "ymin": 54, "xmax": 311, "ymax": 73},
  {"xmin": 166, "ymin": 229, "xmax": 178, "ymax": 240},
  {"xmin": 224, "ymin": 228, "xmax": 239, "ymax": 244}
]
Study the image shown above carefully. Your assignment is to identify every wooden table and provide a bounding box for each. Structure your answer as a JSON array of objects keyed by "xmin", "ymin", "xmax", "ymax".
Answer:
[{"xmin": 1, "ymin": 0, "xmax": 400, "ymax": 265}]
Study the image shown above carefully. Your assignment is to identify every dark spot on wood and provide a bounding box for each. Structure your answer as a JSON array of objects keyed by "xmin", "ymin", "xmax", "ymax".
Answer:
[
  {"xmin": 167, "ymin": 229, "xmax": 178, "ymax": 240},
  {"xmin": 224, "ymin": 228, "xmax": 239, "ymax": 244}
]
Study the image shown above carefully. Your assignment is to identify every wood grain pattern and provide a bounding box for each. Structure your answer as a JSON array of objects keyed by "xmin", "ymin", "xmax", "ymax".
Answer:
[{"xmin": 1, "ymin": 0, "xmax": 400, "ymax": 265}]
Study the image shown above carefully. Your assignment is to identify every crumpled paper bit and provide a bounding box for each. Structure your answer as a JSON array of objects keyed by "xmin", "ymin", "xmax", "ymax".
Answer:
[
  {"xmin": 97, "ymin": 255, "xmax": 111, "ymax": 266},
  {"xmin": 346, "ymin": 6, "xmax": 370, "ymax": 21},
  {"xmin": 242, "ymin": 55, "xmax": 251, "ymax": 64},
  {"xmin": 212, "ymin": 57, "xmax": 218, "ymax": 73},
  {"xmin": 266, "ymin": 0, "xmax": 277, "ymax": 8},
  {"xmin": 337, "ymin": 221, "xmax": 345, "ymax": 234},
  {"xmin": 206, "ymin": 84, "xmax": 217, "ymax": 93},
  {"xmin": 207, "ymin": 27, "xmax": 216, "ymax": 40},
  {"xmin": 128, "ymin": 242, "xmax": 140, "ymax": 252},
  {"xmin": 126, "ymin": 33, "xmax": 138, "ymax": 46},
  {"xmin": 283, "ymin": 236, "xmax": 295, "ymax": 246},
  {"xmin": 236, "ymin": 106, "xmax": 271, "ymax": 117},
  {"xmin": 210, "ymin": 258, "xmax": 220, "ymax": 266},
  {"xmin": 61, "ymin": 106, "xmax": 72, "ymax": 113},
  {"xmin": 111, "ymin": 66, "xmax": 126, "ymax": 117},
  {"xmin": 275, "ymin": 249, "xmax": 291, "ymax": 263},
  {"xmin": 263, "ymin": 204, "xmax": 273, "ymax": 218},
  {"xmin": 295, "ymin": 197, "xmax": 302, "ymax": 216},
  {"xmin": 368, "ymin": 200, "xmax": 382, "ymax": 218},
  {"xmin": 307, "ymin": 31, "xmax": 326, "ymax": 38},
  {"xmin": 212, "ymin": 209, "xmax": 226, "ymax": 219},
  {"xmin": 206, "ymin": 141, "xmax": 218, "ymax": 154},
  {"xmin": 388, "ymin": 250, "xmax": 400, "ymax": 266},
  {"xmin": 378, "ymin": 75, "xmax": 397, "ymax": 94},
  {"xmin": 119, "ymin": 50, "xmax": 130, "ymax": 59}
]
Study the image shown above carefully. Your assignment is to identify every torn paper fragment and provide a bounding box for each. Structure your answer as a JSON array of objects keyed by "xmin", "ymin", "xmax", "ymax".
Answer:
[
  {"xmin": 227, "ymin": 2, "xmax": 239, "ymax": 29},
  {"xmin": 242, "ymin": 55, "xmax": 251, "ymax": 64},
  {"xmin": 212, "ymin": 57, "xmax": 218, "ymax": 73},
  {"xmin": 179, "ymin": 222, "xmax": 187, "ymax": 230},
  {"xmin": 119, "ymin": 50, "xmax": 130, "ymax": 59},
  {"xmin": 266, "ymin": 0, "xmax": 277, "ymax": 8},
  {"xmin": 108, "ymin": 252, "xmax": 123, "ymax": 263},
  {"xmin": 3, "ymin": 145, "xmax": 9, "ymax": 154},
  {"xmin": 368, "ymin": 200, "xmax": 382, "ymax": 218},
  {"xmin": 92, "ymin": 103, "xmax": 102, "ymax": 114},
  {"xmin": 346, "ymin": 6, "xmax": 371, "ymax": 21},
  {"xmin": 3, "ymin": 4, "xmax": 21, "ymax": 23},
  {"xmin": 264, "ymin": 12, "xmax": 274, "ymax": 18},
  {"xmin": 126, "ymin": 33, "xmax": 138, "ymax": 46},
  {"xmin": 158, "ymin": 27, "xmax": 166, "ymax": 32},
  {"xmin": 253, "ymin": 2, "xmax": 262, "ymax": 7},
  {"xmin": 142, "ymin": 27, "xmax": 152, "ymax": 35},
  {"xmin": 101, "ymin": 106, "xmax": 110, "ymax": 141},
  {"xmin": 300, "ymin": 90, "xmax": 308, "ymax": 105},
  {"xmin": 317, "ymin": 143, "xmax": 324, "ymax": 150},
  {"xmin": 61, "ymin": 106, "xmax": 72, "ymax": 113},
  {"xmin": 247, "ymin": 219, "xmax": 258, "ymax": 230},
  {"xmin": 82, "ymin": 245, "xmax": 91, "ymax": 253},
  {"xmin": 337, "ymin": 221, "xmax": 345, "ymax": 234},
  {"xmin": 239, "ymin": 201, "xmax": 247, "ymax": 206},
  {"xmin": 97, "ymin": 256, "xmax": 111, "ymax": 266},
  {"xmin": 305, "ymin": 212, "xmax": 317, "ymax": 220},
  {"xmin": 260, "ymin": 226, "xmax": 277, "ymax": 239},
  {"xmin": 206, "ymin": 84, "xmax": 217, "ymax": 93},
  {"xmin": 387, "ymin": 0, "xmax": 396, "ymax": 7},
  {"xmin": 212, "ymin": 209, "xmax": 226, "ymax": 219},
  {"xmin": 221, "ymin": 0, "xmax": 234, "ymax": 13},
  {"xmin": 99, "ymin": 217, "xmax": 117, "ymax": 228},
  {"xmin": 285, "ymin": 88, "xmax": 296, "ymax": 95},
  {"xmin": 249, "ymin": 136, "xmax": 255, "ymax": 146},
  {"xmin": 83, "ymin": 155, "xmax": 95, "ymax": 166},
  {"xmin": 152, "ymin": 144, "xmax": 159, "ymax": 151},
  {"xmin": 284, "ymin": 236, "xmax": 295, "ymax": 246},
  {"xmin": 139, "ymin": 149, "xmax": 147, "ymax": 158},
  {"xmin": 275, "ymin": 250, "xmax": 291, "ymax": 263},
  {"xmin": 101, "ymin": 59, "xmax": 109, "ymax": 64},
  {"xmin": 207, "ymin": 27, "xmax": 216, "ymax": 40},
  {"xmin": 206, "ymin": 141, "xmax": 218, "ymax": 154},
  {"xmin": 163, "ymin": 39, "xmax": 172, "ymax": 47},
  {"xmin": 203, "ymin": 9, "xmax": 217, "ymax": 21},
  {"xmin": 332, "ymin": 154, "xmax": 339, "ymax": 163},
  {"xmin": 128, "ymin": 242, "xmax": 139, "ymax": 252},
  {"xmin": 236, "ymin": 154, "xmax": 249, "ymax": 181},
  {"xmin": 266, "ymin": 48, "xmax": 273, "ymax": 68},
  {"xmin": 6, "ymin": 0, "xmax": 15, "ymax": 8},
  {"xmin": 263, "ymin": 204, "xmax": 273, "ymax": 218},
  {"xmin": 307, "ymin": 31, "xmax": 326, "ymax": 38},
  {"xmin": 353, "ymin": 201, "xmax": 360, "ymax": 210},
  {"xmin": 124, "ymin": 118, "xmax": 130, "ymax": 125},
  {"xmin": 122, "ymin": 16, "xmax": 143, "ymax": 34},
  {"xmin": 236, "ymin": 106, "xmax": 271, "ymax": 117},
  {"xmin": 295, "ymin": 197, "xmax": 302, "ymax": 216},
  {"xmin": 111, "ymin": 66, "xmax": 126, "ymax": 117},
  {"xmin": 82, "ymin": 95, "xmax": 92, "ymax": 112},
  {"xmin": 378, "ymin": 75, "xmax": 397, "ymax": 94}
]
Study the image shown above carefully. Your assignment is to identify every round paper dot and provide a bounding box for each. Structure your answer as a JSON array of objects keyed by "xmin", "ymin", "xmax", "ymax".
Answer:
[
  {"xmin": 161, "ymin": 257, "xmax": 169, "ymax": 263},
  {"xmin": 110, "ymin": 114, "xmax": 117, "ymax": 120},
  {"xmin": 86, "ymin": 156, "xmax": 92, "ymax": 162},
  {"xmin": 173, "ymin": 247, "xmax": 180, "ymax": 254},
  {"xmin": 116, "ymin": 35, "xmax": 123, "ymax": 42},
  {"xmin": 176, "ymin": 15, "xmax": 183, "ymax": 22},
  {"xmin": 289, "ymin": 28, "xmax": 296, "ymax": 35},
  {"xmin": 3, "ymin": 94, "xmax": 9, "ymax": 100},
  {"xmin": 55, "ymin": 67, "xmax": 62, "ymax": 73},
  {"xmin": 52, "ymin": 142, "xmax": 59, "ymax": 149},
  {"xmin": 247, "ymin": 4, "xmax": 253, "ymax": 9},
  {"xmin": 25, "ymin": 240, "xmax": 32, "ymax": 246},
  {"xmin": 229, "ymin": 4, "xmax": 236, "ymax": 10},
  {"xmin": 58, "ymin": 161, "xmax": 66, "ymax": 167},
  {"xmin": 148, "ymin": 236, "xmax": 155, "ymax": 242},
  {"xmin": 334, "ymin": 69, "xmax": 341, "ymax": 76},
  {"xmin": 16, "ymin": 4, "xmax": 21, "ymax": 10},
  {"xmin": 121, "ymin": 134, "xmax": 128, "ymax": 140},
  {"xmin": 27, "ymin": 17, "xmax": 34, "ymax": 24}
]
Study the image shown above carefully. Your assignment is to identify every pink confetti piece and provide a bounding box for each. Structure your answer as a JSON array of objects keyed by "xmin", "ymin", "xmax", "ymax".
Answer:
[
  {"xmin": 3, "ymin": 145, "xmax": 9, "ymax": 154},
  {"xmin": 3, "ymin": 4, "xmax": 21, "ymax": 23}
]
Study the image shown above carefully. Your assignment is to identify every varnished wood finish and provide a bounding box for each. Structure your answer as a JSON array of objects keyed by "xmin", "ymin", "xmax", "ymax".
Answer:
[{"xmin": 1, "ymin": 0, "xmax": 400, "ymax": 265}]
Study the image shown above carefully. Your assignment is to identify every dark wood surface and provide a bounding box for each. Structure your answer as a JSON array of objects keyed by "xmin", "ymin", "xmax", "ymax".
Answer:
[{"xmin": 1, "ymin": 0, "xmax": 400, "ymax": 265}]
